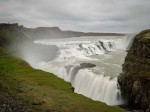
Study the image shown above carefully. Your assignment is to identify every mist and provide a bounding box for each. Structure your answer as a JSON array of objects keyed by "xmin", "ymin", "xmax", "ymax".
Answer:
[{"xmin": 12, "ymin": 40, "xmax": 58, "ymax": 68}]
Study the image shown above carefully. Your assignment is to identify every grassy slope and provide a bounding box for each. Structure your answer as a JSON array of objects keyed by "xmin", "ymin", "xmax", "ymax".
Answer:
[{"xmin": 0, "ymin": 49, "xmax": 127, "ymax": 112}]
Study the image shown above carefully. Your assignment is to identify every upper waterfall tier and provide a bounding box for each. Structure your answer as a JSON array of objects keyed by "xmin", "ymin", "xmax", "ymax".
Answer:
[{"xmin": 34, "ymin": 35, "xmax": 134, "ymax": 61}]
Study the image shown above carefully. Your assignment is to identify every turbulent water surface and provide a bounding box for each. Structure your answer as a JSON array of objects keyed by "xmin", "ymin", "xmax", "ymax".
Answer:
[{"xmin": 28, "ymin": 36, "xmax": 133, "ymax": 105}]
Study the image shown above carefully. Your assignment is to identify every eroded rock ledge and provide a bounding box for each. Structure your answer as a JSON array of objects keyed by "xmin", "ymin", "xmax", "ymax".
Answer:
[{"xmin": 118, "ymin": 29, "xmax": 150, "ymax": 111}]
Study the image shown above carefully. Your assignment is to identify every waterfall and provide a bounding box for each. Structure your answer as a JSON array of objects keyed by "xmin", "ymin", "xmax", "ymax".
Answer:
[
  {"xmin": 27, "ymin": 35, "xmax": 135, "ymax": 106},
  {"xmin": 72, "ymin": 69, "xmax": 124, "ymax": 105}
]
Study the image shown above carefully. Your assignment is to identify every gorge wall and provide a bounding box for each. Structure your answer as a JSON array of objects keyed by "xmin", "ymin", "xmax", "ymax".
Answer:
[{"xmin": 118, "ymin": 29, "xmax": 150, "ymax": 111}]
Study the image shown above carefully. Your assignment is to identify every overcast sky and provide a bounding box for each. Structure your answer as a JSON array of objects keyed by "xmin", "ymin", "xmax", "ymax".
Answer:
[{"xmin": 0, "ymin": 0, "xmax": 150, "ymax": 33}]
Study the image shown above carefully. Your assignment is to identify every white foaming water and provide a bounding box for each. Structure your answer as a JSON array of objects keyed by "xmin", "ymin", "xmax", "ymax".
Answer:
[
  {"xmin": 31, "ymin": 35, "xmax": 134, "ymax": 105},
  {"xmin": 72, "ymin": 69, "xmax": 122, "ymax": 105}
]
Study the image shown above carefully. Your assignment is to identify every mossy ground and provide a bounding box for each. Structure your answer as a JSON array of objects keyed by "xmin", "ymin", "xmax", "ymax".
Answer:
[
  {"xmin": 0, "ymin": 49, "xmax": 127, "ymax": 112},
  {"xmin": 136, "ymin": 29, "xmax": 150, "ymax": 43}
]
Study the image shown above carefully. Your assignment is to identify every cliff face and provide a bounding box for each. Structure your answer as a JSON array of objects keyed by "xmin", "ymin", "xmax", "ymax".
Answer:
[{"xmin": 118, "ymin": 29, "xmax": 150, "ymax": 111}]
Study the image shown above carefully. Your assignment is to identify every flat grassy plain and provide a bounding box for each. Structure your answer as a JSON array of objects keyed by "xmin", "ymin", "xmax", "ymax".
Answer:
[{"xmin": 0, "ymin": 48, "xmax": 127, "ymax": 112}]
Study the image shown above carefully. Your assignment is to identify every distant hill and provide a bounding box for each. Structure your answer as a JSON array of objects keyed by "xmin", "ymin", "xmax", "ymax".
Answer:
[
  {"xmin": 0, "ymin": 23, "xmax": 125, "ymax": 41},
  {"xmin": 23, "ymin": 26, "xmax": 125, "ymax": 40}
]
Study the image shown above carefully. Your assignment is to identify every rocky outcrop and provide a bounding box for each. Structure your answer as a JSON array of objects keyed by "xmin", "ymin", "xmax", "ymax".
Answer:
[
  {"xmin": 118, "ymin": 29, "xmax": 150, "ymax": 111},
  {"xmin": 0, "ymin": 23, "xmax": 23, "ymax": 31},
  {"xmin": 0, "ymin": 23, "xmax": 28, "ymax": 47},
  {"xmin": 80, "ymin": 63, "xmax": 96, "ymax": 68}
]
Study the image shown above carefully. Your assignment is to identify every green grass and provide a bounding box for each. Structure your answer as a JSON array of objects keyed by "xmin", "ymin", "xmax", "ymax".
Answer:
[
  {"xmin": 0, "ymin": 49, "xmax": 127, "ymax": 112},
  {"xmin": 143, "ymin": 32, "xmax": 150, "ymax": 39}
]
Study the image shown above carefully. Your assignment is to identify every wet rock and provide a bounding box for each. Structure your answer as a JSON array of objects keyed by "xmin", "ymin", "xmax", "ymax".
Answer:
[{"xmin": 80, "ymin": 63, "xmax": 96, "ymax": 68}]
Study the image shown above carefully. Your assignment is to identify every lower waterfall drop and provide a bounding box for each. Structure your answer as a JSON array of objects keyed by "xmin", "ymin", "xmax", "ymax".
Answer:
[{"xmin": 71, "ymin": 69, "xmax": 124, "ymax": 105}]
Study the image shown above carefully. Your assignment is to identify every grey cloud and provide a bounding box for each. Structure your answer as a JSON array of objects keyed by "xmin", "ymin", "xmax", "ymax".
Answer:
[{"xmin": 0, "ymin": 0, "xmax": 150, "ymax": 33}]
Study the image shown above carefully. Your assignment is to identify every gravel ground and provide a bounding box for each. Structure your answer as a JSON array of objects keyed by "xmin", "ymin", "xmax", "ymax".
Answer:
[{"xmin": 0, "ymin": 92, "xmax": 33, "ymax": 112}]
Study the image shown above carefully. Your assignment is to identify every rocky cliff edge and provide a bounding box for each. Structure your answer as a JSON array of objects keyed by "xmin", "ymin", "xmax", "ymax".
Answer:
[{"xmin": 118, "ymin": 29, "xmax": 150, "ymax": 111}]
